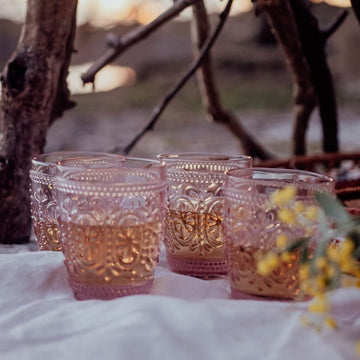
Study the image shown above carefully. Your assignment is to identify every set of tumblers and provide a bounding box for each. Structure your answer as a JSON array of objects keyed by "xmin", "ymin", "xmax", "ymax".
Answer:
[{"xmin": 30, "ymin": 151, "xmax": 334, "ymax": 301}]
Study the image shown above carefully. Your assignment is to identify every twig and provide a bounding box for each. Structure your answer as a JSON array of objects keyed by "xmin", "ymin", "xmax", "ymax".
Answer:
[
  {"xmin": 81, "ymin": 0, "xmax": 198, "ymax": 84},
  {"xmin": 191, "ymin": 0, "xmax": 273, "ymax": 160},
  {"xmin": 322, "ymin": 10, "xmax": 348, "ymax": 42},
  {"xmin": 112, "ymin": 0, "xmax": 234, "ymax": 155}
]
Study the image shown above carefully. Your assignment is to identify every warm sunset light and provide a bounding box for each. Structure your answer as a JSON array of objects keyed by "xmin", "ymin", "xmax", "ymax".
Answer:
[
  {"xmin": 137, "ymin": 1, "xmax": 166, "ymax": 25},
  {"xmin": 67, "ymin": 63, "xmax": 136, "ymax": 94},
  {"xmin": 0, "ymin": 0, "xmax": 352, "ymax": 26},
  {"xmin": 312, "ymin": 0, "xmax": 351, "ymax": 7}
]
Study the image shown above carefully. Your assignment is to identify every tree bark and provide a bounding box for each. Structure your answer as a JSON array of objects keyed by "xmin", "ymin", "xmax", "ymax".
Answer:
[
  {"xmin": 0, "ymin": 0, "xmax": 77, "ymax": 244},
  {"xmin": 255, "ymin": 0, "xmax": 317, "ymax": 156},
  {"xmin": 290, "ymin": 0, "xmax": 339, "ymax": 154}
]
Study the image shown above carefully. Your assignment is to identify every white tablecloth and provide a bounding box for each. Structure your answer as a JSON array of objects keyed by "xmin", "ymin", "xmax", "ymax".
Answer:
[{"xmin": 0, "ymin": 246, "xmax": 359, "ymax": 360}]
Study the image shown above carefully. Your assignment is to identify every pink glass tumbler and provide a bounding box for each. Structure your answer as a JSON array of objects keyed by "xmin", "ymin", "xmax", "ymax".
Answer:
[
  {"xmin": 158, "ymin": 153, "xmax": 252, "ymax": 278},
  {"xmin": 55, "ymin": 157, "xmax": 167, "ymax": 300},
  {"xmin": 223, "ymin": 167, "xmax": 334, "ymax": 300}
]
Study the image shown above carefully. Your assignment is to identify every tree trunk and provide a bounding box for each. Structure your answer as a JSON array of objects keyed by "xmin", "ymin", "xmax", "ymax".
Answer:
[
  {"xmin": 256, "ymin": 0, "xmax": 317, "ymax": 156},
  {"xmin": 290, "ymin": 0, "xmax": 339, "ymax": 154},
  {"xmin": 0, "ymin": 0, "xmax": 77, "ymax": 244}
]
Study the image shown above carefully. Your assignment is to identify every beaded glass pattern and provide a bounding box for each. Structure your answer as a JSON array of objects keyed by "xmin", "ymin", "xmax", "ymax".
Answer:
[
  {"xmin": 158, "ymin": 153, "xmax": 252, "ymax": 277},
  {"xmin": 55, "ymin": 158, "xmax": 167, "ymax": 300},
  {"xmin": 223, "ymin": 167, "xmax": 334, "ymax": 300}
]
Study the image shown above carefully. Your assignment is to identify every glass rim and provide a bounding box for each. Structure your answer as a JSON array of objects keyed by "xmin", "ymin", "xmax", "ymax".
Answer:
[
  {"xmin": 226, "ymin": 167, "xmax": 334, "ymax": 184},
  {"xmin": 157, "ymin": 152, "xmax": 252, "ymax": 163},
  {"xmin": 55, "ymin": 156, "xmax": 164, "ymax": 171},
  {"xmin": 32, "ymin": 151, "xmax": 122, "ymax": 168},
  {"xmin": 55, "ymin": 157, "xmax": 166, "ymax": 190}
]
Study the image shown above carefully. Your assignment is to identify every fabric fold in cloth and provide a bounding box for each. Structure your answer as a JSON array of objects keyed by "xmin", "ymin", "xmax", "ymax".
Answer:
[{"xmin": 0, "ymin": 248, "xmax": 359, "ymax": 360}]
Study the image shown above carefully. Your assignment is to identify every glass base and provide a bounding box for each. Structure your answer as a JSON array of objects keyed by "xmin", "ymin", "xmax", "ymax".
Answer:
[
  {"xmin": 230, "ymin": 287, "xmax": 309, "ymax": 302},
  {"xmin": 69, "ymin": 278, "xmax": 154, "ymax": 300},
  {"xmin": 167, "ymin": 254, "xmax": 227, "ymax": 278}
]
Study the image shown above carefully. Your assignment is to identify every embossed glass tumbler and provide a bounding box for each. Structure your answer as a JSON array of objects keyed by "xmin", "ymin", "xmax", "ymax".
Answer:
[
  {"xmin": 224, "ymin": 168, "xmax": 334, "ymax": 300},
  {"xmin": 55, "ymin": 158, "xmax": 167, "ymax": 300},
  {"xmin": 158, "ymin": 153, "xmax": 252, "ymax": 277},
  {"xmin": 30, "ymin": 151, "xmax": 121, "ymax": 251}
]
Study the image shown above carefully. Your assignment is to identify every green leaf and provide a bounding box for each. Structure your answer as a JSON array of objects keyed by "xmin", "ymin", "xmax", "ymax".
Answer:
[
  {"xmin": 347, "ymin": 227, "xmax": 360, "ymax": 249},
  {"xmin": 353, "ymin": 247, "xmax": 360, "ymax": 260},
  {"xmin": 300, "ymin": 246, "xmax": 310, "ymax": 263},
  {"xmin": 326, "ymin": 260, "xmax": 341, "ymax": 291},
  {"xmin": 315, "ymin": 192, "xmax": 351, "ymax": 227},
  {"xmin": 285, "ymin": 237, "xmax": 309, "ymax": 253}
]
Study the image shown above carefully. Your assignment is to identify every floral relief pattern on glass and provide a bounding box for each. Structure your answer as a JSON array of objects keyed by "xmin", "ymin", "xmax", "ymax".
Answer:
[
  {"xmin": 165, "ymin": 182, "xmax": 224, "ymax": 258},
  {"xmin": 56, "ymin": 178, "xmax": 166, "ymax": 290},
  {"xmin": 60, "ymin": 219, "xmax": 162, "ymax": 286}
]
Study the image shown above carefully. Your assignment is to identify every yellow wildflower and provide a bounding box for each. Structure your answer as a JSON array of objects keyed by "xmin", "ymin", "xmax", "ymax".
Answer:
[
  {"xmin": 270, "ymin": 185, "xmax": 296, "ymax": 206},
  {"xmin": 257, "ymin": 253, "xmax": 280, "ymax": 276},
  {"xmin": 340, "ymin": 259, "xmax": 358, "ymax": 275},
  {"xmin": 314, "ymin": 276, "xmax": 327, "ymax": 292},
  {"xmin": 276, "ymin": 234, "xmax": 288, "ymax": 248},
  {"xmin": 339, "ymin": 238, "xmax": 355, "ymax": 259},
  {"xmin": 278, "ymin": 208, "xmax": 296, "ymax": 225},
  {"xmin": 324, "ymin": 317, "xmax": 338, "ymax": 330},
  {"xmin": 301, "ymin": 281, "xmax": 314, "ymax": 296},
  {"xmin": 266, "ymin": 252, "xmax": 280, "ymax": 269},
  {"xmin": 315, "ymin": 257, "xmax": 327, "ymax": 271},
  {"xmin": 294, "ymin": 201, "xmax": 304, "ymax": 214},
  {"xmin": 308, "ymin": 296, "xmax": 329, "ymax": 313},
  {"xmin": 325, "ymin": 264, "xmax": 336, "ymax": 279},
  {"xmin": 257, "ymin": 260, "xmax": 271, "ymax": 276},
  {"xmin": 356, "ymin": 341, "xmax": 360, "ymax": 355},
  {"xmin": 304, "ymin": 205, "xmax": 319, "ymax": 221},
  {"xmin": 299, "ymin": 264, "xmax": 310, "ymax": 281},
  {"xmin": 326, "ymin": 245, "xmax": 339, "ymax": 261},
  {"xmin": 281, "ymin": 251, "xmax": 292, "ymax": 263},
  {"xmin": 342, "ymin": 277, "xmax": 358, "ymax": 288}
]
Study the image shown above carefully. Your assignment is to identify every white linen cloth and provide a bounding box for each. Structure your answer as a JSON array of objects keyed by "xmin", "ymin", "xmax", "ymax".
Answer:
[{"xmin": 0, "ymin": 246, "xmax": 359, "ymax": 360}]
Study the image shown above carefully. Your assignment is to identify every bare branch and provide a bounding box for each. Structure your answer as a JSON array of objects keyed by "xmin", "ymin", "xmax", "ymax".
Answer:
[
  {"xmin": 256, "ymin": 0, "xmax": 317, "ymax": 156},
  {"xmin": 322, "ymin": 10, "xmax": 348, "ymax": 42},
  {"xmin": 256, "ymin": 151, "xmax": 360, "ymax": 172},
  {"xmin": 191, "ymin": 0, "xmax": 273, "ymax": 160},
  {"xmin": 81, "ymin": 0, "xmax": 198, "ymax": 84},
  {"xmin": 106, "ymin": 33, "xmax": 119, "ymax": 48},
  {"xmin": 109, "ymin": 0, "xmax": 234, "ymax": 155},
  {"xmin": 50, "ymin": 3, "xmax": 77, "ymax": 123}
]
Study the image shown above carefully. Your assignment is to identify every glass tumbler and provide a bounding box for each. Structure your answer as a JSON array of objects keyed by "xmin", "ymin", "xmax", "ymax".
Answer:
[
  {"xmin": 158, "ymin": 153, "xmax": 252, "ymax": 277},
  {"xmin": 30, "ymin": 151, "xmax": 122, "ymax": 251},
  {"xmin": 55, "ymin": 157, "xmax": 167, "ymax": 300},
  {"xmin": 223, "ymin": 167, "xmax": 334, "ymax": 300}
]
